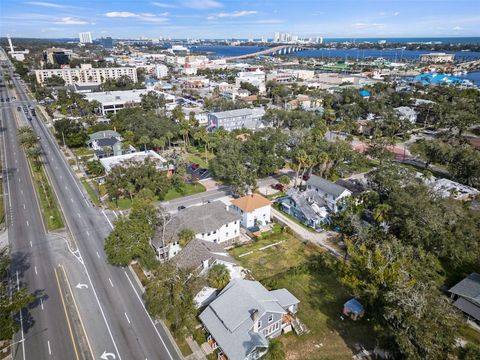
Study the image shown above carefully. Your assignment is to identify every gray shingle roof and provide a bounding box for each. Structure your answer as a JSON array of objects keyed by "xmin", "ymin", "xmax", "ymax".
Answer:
[
  {"xmin": 269, "ymin": 289, "xmax": 300, "ymax": 308},
  {"xmin": 152, "ymin": 201, "xmax": 241, "ymax": 247},
  {"xmin": 284, "ymin": 188, "xmax": 327, "ymax": 221},
  {"xmin": 453, "ymin": 297, "xmax": 480, "ymax": 321},
  {"xmin": 307, "ymin": 175, "xmax": 350, "ymax": 198},
  {"xmin": 199, "ymin": 279, "xmax": 296, "ymax": 360},
  {"xmin": 96, "ymin": 137, "xmax": 120, "ymax": 147},
  {"xmin": 210, "ymin": 107, "xmax": 265, "ymax": 119},
  {"xmin": 449, "ymin": 273, "xmax": 480, "ymax": 305},
  {"xmin": 174, "ymin": 238, "xmax": 237, "ymax": 271},
  {"xmin": 89, "ymin": 130, "xmax": 121, "ymax": 140}
]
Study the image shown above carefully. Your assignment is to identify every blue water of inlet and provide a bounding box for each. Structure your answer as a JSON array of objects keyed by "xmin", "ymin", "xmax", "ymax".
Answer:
[{"xmin": 190, "ymin": 45, "xmax": 480, "ymax": 62}]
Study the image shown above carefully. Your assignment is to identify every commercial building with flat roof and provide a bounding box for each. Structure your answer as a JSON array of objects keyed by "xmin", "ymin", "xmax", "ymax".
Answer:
[
  {"xmin": 420, "ymin": 52, "xmax": 455, "ymax": 63},
  {"xmin": 84, "ymin": 89, "xmax": 174, "ymax": 115}
]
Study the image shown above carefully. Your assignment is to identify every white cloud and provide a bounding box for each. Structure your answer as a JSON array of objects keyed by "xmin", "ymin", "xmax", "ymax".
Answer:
[
  {"xmin": 104, "ymin": 11, "xmax": 169, "ymax": 23},
  {"xmin": 379, "ymin": 12, "xmax": 386, "ymax": 16},
  {"xmin": 25, "ymin": 1, "xmax": 66, "ymax": 8},
  {"xmin": 255, "ymin": 19, "xmax": 284, "ymax": 24},
  {"xmin": 208, "ymin": 10, "xmax": 256, "ymax": 20},
  {"xmin": 151, "ymin": 1, "xmax": 177, "ymax": 8},
  {"xmin": 394, "ymin": 11, "xmax": 400, "ymax": 16},
  {"xmin": 352, "ymin": 22, "xmax": 385, "ymax": 29},
  {"xmin": 453, "ymin": 26, "xmax": 463, "ymax": 30},
  {"xmin": 105, "ymin": 11, "xmax": 138, "ymax": 18},
  {"xmin": 54, "ymin": 16, "xmax": 88, "ymax": 25},
  {"xmin": 182, "ymin": 0, "xmax": 223, "ymax": 9}
]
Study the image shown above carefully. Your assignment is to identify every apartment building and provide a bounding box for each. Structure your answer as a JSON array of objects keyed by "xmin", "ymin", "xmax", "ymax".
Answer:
[{"xmin": 35, "ymin": 63, "xmax": 138, "ymax": 85}]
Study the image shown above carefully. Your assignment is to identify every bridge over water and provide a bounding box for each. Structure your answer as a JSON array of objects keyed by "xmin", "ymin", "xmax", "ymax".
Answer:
[{"xmin": 224, "ymin": 45, "xmax": 310, "ymax": 60}]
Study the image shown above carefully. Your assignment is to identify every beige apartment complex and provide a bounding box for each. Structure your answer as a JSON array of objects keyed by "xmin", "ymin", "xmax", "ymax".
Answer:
[{"xmin": 35, "ymin": 64, "xmax": 138, "ymax": 85}]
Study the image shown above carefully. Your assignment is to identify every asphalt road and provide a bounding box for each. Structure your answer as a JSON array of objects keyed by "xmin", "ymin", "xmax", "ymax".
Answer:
[
  {"xmin": 2, "ymin": 52, "xmax": 182, "ymax": 360},
  {"xmin": 1, "ymin": 68, "xmax": 79, "ymax": 359}
]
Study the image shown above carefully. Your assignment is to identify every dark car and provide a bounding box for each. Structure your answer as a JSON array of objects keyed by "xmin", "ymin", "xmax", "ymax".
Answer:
[
  {"xmin": 272, "ymin": 183, "xmax": 286, "ymax": 192},
  {"xmin": 302, "ymin": 174, "xmax": 311, "ymax": 181},
  {"xmin": 27, "ymin": 116, "xmax": 32, "ymax": 121},
  {"xmin": 177, "ymin": 205, "xmax": 186, "ymax": 211},
  {"xmin": 17, "ymin": 106, "xmax": 21, "ymax": 111}
]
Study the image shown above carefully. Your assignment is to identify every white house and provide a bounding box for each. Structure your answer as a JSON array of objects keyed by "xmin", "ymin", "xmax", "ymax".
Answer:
[
  {"xmin": 306, "ymin": 175, "xmax": 352, "ymax": 213},
  {"xmin": 230, "ymin": 193, "xmax": 272, "ymax": 229},
  {"xmin": 152, "ymin": 201, "xmax": 241, "ymax": 261}
]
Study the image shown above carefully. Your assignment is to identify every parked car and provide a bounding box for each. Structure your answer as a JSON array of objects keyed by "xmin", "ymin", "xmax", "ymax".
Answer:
[
  {"xmin": 272, "ymin": 183, "xmax": 286, "ymax": 192},
  {"xmin": 302, "ymin": 174, "xmax": 311, "ymax": 181},
  {"xmin": 177, "ymin": 205, "xmax": 186, "ymax": 211},
  {"xmin": 17, "ymin": 106, "xmax": 21, "ymax": 111}
]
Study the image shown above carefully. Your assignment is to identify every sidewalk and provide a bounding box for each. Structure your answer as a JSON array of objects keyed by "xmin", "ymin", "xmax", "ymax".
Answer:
[{"xmin": 272, "ymin": 208, "xmax": 342, "ymax": 258}]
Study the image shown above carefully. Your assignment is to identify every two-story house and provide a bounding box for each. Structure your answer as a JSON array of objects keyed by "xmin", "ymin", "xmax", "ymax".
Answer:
[
  {"xmin": 151, "ymin": 201, "xmax": 241, "ymax": 261},
  {"xmin": 199, "ymin": 278, "xmax": 300, "ymax": 360},
  {"xmin": 230, "ymin": 193, "xmax": 272, "ymax": 230},
  {"xmin": 86, "ymin": 130, "xmax": 124, "ymax": 158},
  {"xmin": 306, "ymin": 175, "xmax": 352, "ymax": 213}
]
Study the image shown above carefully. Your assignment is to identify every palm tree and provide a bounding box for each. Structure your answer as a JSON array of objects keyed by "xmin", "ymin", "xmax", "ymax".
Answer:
[
  {"xmin": 139, "ymin": 135, "xmax": 150, "ymax": 151},
  {"xmin": 373, "ymin": 203, "xmax": 391, "ymax": 227},
  {"xmin": 165, "ymin": 131, "xmax": 173, "ymax": 149},
  {"xmin": 152, "ymin": 138, "xmax": 166, "ymax": 152},
  {"xmin": 208, "ymin": 264, "xmax": 230, "ymax": 289},
  {"xmin": 293, "ymin": 149, "xmax": 308, "ymax": 188},
  {"xmin": 262, "ymin": 339, "xmax": 285, "ymax": 360}
]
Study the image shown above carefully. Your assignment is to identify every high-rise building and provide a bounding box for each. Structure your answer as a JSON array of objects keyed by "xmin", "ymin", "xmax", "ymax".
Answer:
[
  {"xmin": 98, "ymin": 37, "xmax": 113, "ymax": 49},
  {"xmin": 79, "ymin": 32, "xmax": 93, "ymax": 44}
]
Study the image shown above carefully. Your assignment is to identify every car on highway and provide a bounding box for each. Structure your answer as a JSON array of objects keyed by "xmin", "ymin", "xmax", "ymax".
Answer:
[
  {"xmin": 177, "ymin": 205, "xmax": 186, "ymax": 211},
  {"xmin": 17, "ymin": 106, "xmax": 21, "ymax": 111}
]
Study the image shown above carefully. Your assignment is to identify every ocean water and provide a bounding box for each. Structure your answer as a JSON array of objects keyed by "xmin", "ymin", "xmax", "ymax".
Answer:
[
  {"xmin": 462, "ymin": 71, "xmax": 480, "ymax": 86},
  {"xmin": 190, "ymin": 45, "xmax": 480, "ymax": 61}
]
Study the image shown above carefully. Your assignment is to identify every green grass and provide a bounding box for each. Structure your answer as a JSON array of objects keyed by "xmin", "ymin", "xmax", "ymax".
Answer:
[
  {"xmin": 163, "ymin": 183, "xmax": 206, "ymax": 201},
  {"xmin": 459, "ymin": 323, "xmax": 480, "ymax": 346},
  {"xmin": 230, "ymin": 233, "xmax": 377, "ymax": 359},
  {"xmin": 0, "ymin": 170, "xmax": 4, "ymax": 227},
  {"xmin": 163, "ymin": 321, "xmax": 193, "ymax": 357},
  {"xmin": 28, "ymin": 159, "xmax": 64, "ymax": 230},
  {"xmin": 108, "ymin": 197, "xmax": 133, "ymax": 210},
  {"xmin": 81, "ymin": 179, "xmax": 100, "ymax": 206},
  {"xmin": 186, "ymin": 152, "xmax": 211, "ymax": 169}
]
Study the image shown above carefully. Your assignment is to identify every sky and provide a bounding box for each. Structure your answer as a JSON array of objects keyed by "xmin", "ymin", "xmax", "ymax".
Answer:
[{"xmin": 1, "ymin": 0, "xmax": 480, "ymax": 39}]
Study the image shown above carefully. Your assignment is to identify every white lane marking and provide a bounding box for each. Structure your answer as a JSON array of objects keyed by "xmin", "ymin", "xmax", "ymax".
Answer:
[
  {"xmin": 96, "ymin": 251, "xmax": 100, "ymax": 259},
  {"xmin": 86, "ymin": 231, "xmax": 90, "ymax": 236},
  {"xmin": 65, "ymin": 186, "xmax": 68, "ymax": 190},
  {"xmin": 109, "ymin": 278, "xmax": 114, "ymax": 287},
  {"xmin": 40, "ymin": 298, "xmax": 44, "ymax": 310},
  {"xmin": 30, "ymin": 241, "xmax": 32, "ymax": 247},
  {"xmin": 18, "ymin": 178, "xmax": 20, "ymax": 183},
  {"xmin": 102, "ymin": 210, "xmax": 114, "ymax": 229},
  {"xmin": 70, "ymin": 198, "xmax": 73, "ymax": 203},
  {"xmin": 124, "ymin": 270, "xmax": 174, "ymax": 360},
  {"xmin": 23, "ymin": 203, "xmax": 26, "ymax": 209},
  {"xmin": 124, "ymin": 312, "xmax": 131, "ymax": 324},
  {"xmin": 16, "ymin": 271, "xmax": 26, "ymax": 360},
  {"xmin": 47, "ymin": 340, "xmax": 51, "ymax": 355},
  {"xmin": 26, "ymin": 220, "xmax": 29, "ymax": 227},
  {"xmin": 77, "ymin": 212, "xmax": 81, "ymax": 218},
  {"xmin": 34, "ymin": 266, "xmax": 38, "ymax": 275}
]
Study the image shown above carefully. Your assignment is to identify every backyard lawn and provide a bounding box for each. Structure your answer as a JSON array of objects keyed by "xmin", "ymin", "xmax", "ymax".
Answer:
[
  {"xmin": 186, "ymin": 150, "xmax": 214, "ymax": 169},
  {"xmin": 229, "ymin": 230, "xmax": 377, "ymax": 360}
]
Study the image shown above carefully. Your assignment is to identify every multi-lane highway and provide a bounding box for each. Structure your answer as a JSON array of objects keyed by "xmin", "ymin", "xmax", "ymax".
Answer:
[
  {"xmin": 1, "ymin": 62, "xmax": 80, "ymax": 360},
  {"xmin": 1, "ymin": 50, "xmax": 182, "ymax": 360}
]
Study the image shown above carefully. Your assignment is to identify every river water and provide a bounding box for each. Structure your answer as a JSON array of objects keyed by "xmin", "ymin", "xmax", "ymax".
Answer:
[{"xmin": 190, "ymin": 45, "xmax": 480, "ymax": 62}]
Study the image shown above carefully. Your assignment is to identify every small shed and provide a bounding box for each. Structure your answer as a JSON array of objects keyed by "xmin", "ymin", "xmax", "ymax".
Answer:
[{"xmin": 343, "ymin": 298, "xmax": 365, "ymax": 320}]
